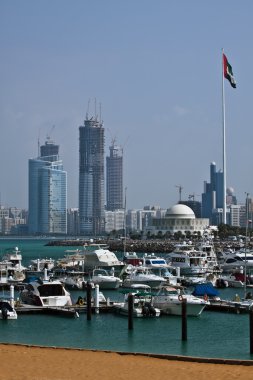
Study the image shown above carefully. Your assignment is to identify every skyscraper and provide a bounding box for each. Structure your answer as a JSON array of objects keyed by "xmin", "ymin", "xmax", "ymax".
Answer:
[
  {"xmin": 79, "ymin": 115, "xmax": 105, "ymax": 236},
  {"xmin": 28, "ymin": 138, "xmax": 67, "ymax": 235},
  {"xmin": 106, "ymin": 141, "xmax": 123, "ymax": 211},
  {"xmin": 201, "ymin": 162, "xmax": 224, "ymax": 224}
]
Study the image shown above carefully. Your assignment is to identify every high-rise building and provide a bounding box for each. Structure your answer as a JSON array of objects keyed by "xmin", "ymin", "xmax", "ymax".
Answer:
[
  {"xmin": 28, "ymin": 139, "xmax": 67, "ymax": 235},
  {"xmin": 79, "ymin": 115, "xmax": 105, "ymax": 236},
  {"xmin": 179, "ymin": 200, "xmax": 201, "ymax": 218},
  {"xmin": 202, "ymin": 162, "xmax": 224, "ymax": 224},
  {"xmin": 106, "ymin": 141, "xmax": 123, "ymax": 211},
  {"xmin": 40, "ymin": 137, "xmax": 59, "ymax": 157}
]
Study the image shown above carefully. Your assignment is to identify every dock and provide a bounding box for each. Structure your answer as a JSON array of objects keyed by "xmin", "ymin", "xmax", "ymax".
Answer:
[
  {"xmin": 15, "ymin": 302, "xmax": 114, "ymax": 317},
  {"xmin": 205, "ymin": 300, "xmax": 252, "ymax": 314}
]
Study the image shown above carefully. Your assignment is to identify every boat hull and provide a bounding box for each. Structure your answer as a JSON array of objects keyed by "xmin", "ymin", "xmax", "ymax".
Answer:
[
  {"xmin": 113, "ymin": 303, "xmax": 160, "ymax": 317},
  {"xmin": 153, "ymin": 301, "xmax": 206, "ymax": 316}
]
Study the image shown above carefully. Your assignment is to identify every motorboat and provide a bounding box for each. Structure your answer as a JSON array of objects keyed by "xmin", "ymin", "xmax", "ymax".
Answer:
[
  {"xmin": 142, "ymin": 253, "xmax": 179, "ymax": 286},
  {"xmin": 90, "ymin": 268, "xmax": 122, "ymax": 290},
  {"xmin": 29, "ymin": 258, "xmax": 55, "ymax": 271},
  {"xmin": 19, "ymin": 279, "xmax": 72, "ymax": 307},
  {"xmin": 51, "ymin": 268, "xmax": 86, "ymax": 290},
  {"xmin": 217, "ymin": 249, "xmax": 253, "ymax": 272},
  {"xmin": 0, "ymin": 300, "xmax": 17, "ymax": 320},
  {"xmin": 167, "ymin": 242, "xmax": 208, "ymax": 276},
  {"xmin": 152, "ymin": 286, "xmax": 208, "ymax": 316},
  {"xmin": 123, "ymin": 252, "xmax": 143, "ymax": 266},
  {"xmin": 122, "ymin": 266, "xmax": 166, "ymax": 289},
  {"xmin": 113, "ymin": 290, "xmax": 160, "ymax": 317},
  {"xmin": 195, "ymin": 231, "xmax": 221, "ymax": 274},
  {"xmin": 216, "ymin": 272, "xmax": 244, "ymax": 288},
  {"xmin": 82, "ymin": 244, "xmax": 125, "ymax": 275},
  {"xmin": 0, "ymin": 246, "xmax": 26, "ymax": 283},
  {"xmin": 56, "ymin": 250, "xmax": 85, "ymax": 269},
  {"xmin": 142, "ymin": 253, "xmax": 172, "ymax": 272}
]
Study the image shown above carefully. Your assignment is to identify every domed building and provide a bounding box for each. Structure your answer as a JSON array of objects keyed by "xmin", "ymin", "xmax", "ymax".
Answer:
[{"xmin": 144, "ymin": 203, "xmax": 209, "ymax": 237}]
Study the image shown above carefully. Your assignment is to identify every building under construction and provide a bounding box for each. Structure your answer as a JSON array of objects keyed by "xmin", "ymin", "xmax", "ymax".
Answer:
[
  {"xmin": 106, "ymin": 141, "xmax": 123, "ymax": 211},
  {"xmin": 79, "ymin": 115, "xmax": 105, "ymax": 236}
]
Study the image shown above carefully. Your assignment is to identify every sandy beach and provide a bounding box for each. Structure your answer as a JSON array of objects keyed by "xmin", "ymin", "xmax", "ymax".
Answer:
[{"xmin": 0, "ymin": 344, "xmax": 252, "ymax": 380}]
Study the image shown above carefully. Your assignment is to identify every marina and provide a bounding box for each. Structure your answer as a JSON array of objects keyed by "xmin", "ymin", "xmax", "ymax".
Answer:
[{"xmin": 0, "ymin": 237, "xmax": 253, "ymax": 361}]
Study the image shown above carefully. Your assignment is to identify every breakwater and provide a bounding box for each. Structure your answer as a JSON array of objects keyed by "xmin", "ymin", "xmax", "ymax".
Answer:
[
  {"xmin": 45, "ymin": 239, "xmax": 244, "ymax": 254},
  {"xmin": 45, "ymin": 239, "xmax": 175, "ymax": 253}
]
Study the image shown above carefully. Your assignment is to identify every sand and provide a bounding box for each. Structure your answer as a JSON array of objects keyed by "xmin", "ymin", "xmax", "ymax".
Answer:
[{"xmin": 0, "ymin": 344, "xmax": 253, "ymax": 380}]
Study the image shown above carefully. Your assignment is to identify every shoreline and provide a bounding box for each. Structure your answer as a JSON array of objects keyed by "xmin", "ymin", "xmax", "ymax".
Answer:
[{"xmin": 0, "ymin": 343, "xmax": 252, "ymax": 380}]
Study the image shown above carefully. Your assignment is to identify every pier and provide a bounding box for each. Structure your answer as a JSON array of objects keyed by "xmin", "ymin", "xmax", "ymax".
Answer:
[{"xmin": 14, "ymin": 302, "xmax": 115, "ymax": 317}]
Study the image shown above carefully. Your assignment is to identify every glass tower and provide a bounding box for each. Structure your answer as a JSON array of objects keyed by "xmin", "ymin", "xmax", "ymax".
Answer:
[
  {"xmin": 79, "ymin": 116, "xmax": 105, "ymax": 236},
  {"xmin": 28, "ymin": 139, "xmax": 67, "ymax": 235},
  {"xmin": 106, "ymin": 142, "xmax": 123, "ymax": 211},
  {"xmin": 201, "ymin": 162, "xmax": 224, "ymax": 223}
]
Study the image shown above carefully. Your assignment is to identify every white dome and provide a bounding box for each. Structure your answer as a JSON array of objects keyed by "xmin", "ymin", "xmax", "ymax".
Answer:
[
  {"xmin": 227, "ymin": 187, "xmax": 234, "ymax": 196},
  {"xmin": 166, "ymin": 204, "xmax": 195, "ymax": 219}
]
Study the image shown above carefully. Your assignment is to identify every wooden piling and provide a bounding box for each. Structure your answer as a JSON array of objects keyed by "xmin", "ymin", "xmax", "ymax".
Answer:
[
  {"xmin": 86, "ymin": 282, "xmax": 92, "ymax": 321},
  {"xmin": 181, "ymin": 298, "xmax": 187, "ymax": 341},
  {"xmin": 128, "ymin": 293, "xmax": 134, "ymax": 330}
]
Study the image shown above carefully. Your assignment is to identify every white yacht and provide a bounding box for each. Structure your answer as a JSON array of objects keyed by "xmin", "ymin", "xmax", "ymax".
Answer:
[
  {"xmin": 51, "ymin": 268, "xmax": 86, "ymax": 290},
  {"xmin": 152, "ymin": 286, "xmax": 208, "ymax": 316},
  {"xmin": 20, "ymin": 279, "xmax": 72, "ymax": 307},
  {"xmin": 29, "ymin": 258, "xmax": 55, "ymax": 271},
  {"xmin": 195, "ymin": 231, "xmax": 221, "ymax": 274},
  {"xmin": 90, "ymin": 268, "xmax": 122, "ymax": 289},
  {"xmin": 0, "ymin": 246, "xmax": 26, "ymax": 283},
  {"xmin": 122, "ymin": 266, "xmax": 166, "ymax": 289},
  {"xmin": 167, "ymin": 242, "xmax": 208, "ymax": 276},
  {"xmin": 142, "ymin": 253, "xmax": 178, "ymax": 286},
  {"xmin": 217, "ymin": 248, "xmax": 253, "ymax": 272},
  {"xmin": 82, "ymin": 244, "xmax": 125, "ymax": 275},
  {"xmin": 113, "ymin": 290, "xmax": 160, "ymax": 318}
]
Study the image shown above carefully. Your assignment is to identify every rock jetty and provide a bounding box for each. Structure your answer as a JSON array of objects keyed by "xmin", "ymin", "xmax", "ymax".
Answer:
[{"xmin": 45, "ymin": 239, "xmax": 175, "ymax": 253}]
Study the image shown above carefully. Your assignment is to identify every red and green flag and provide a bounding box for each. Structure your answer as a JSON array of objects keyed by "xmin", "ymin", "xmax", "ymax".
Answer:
[{"xmin": 223, "ymin": 53, "xmax": 236, "ymax": 88}]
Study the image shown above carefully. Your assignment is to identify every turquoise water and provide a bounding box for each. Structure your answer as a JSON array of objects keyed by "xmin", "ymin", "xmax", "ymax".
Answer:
[{"xmin": 0, "ymin": 238, "xmax": 253, "ymax": 360}]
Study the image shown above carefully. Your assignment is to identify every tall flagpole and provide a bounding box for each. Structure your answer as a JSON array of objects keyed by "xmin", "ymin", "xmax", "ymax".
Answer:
[{"xmin": 222, "ymin": 48, "xmax": 227, "ymax": 224}]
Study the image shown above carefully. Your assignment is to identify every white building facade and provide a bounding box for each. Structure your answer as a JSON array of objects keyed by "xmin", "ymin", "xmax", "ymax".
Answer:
[{"xmin": 144, "ymin": 204, "xmax": 209, "ymax": 237}]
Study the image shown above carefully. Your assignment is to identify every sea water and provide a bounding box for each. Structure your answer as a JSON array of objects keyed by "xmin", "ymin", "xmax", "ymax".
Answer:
[{"xmin": 0, "ymin": 238, "xmax": 252, "ymax": 360}]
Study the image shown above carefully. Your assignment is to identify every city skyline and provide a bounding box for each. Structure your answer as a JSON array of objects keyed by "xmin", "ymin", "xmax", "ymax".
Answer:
[{"xmin": 1, "ymin": 1, "xmax": 253, "ymax": 210}]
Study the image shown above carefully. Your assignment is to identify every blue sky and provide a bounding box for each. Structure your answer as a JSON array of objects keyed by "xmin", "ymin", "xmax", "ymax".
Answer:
[{"xmin": 0, "ymin": 0, "xmax": 252, "ymax": 210}]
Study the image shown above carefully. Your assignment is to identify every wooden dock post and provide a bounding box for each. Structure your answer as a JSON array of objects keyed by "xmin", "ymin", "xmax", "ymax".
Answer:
[
  {"xmin": 94, "ymin": 284, "xmax": 100, "ymax": 314},
  {"xmin": 250, "ymin": 306, "xmax": 253, "ymax": 354},
  {"xmin": 86, "ymin": 282, "xmax": 92, "ymax": 320},
  {"xmin": 181, "ymin": 298, "xmax": 187, "ymax": 341},
  {"xmin": 128, "ymin": 293, "xmax": 134, "ymax": 330}
]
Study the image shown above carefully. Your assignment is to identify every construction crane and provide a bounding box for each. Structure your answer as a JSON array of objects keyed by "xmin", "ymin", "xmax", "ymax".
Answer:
[
  {"xmin": 46, "ymin": 125, "xmax": 55, "ymax": 142},
  {"xmin": 188, "ymin": 193, "xmax": 200, "ymax": 201},
  {"xmin": 175, "ymin": 185, "xmax": 183, "ymax": 202}
]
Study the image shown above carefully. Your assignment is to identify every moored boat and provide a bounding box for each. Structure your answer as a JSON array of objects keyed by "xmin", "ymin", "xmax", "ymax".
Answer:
[
  {"xmin": 0, "ymin": 300, "xmax": 17, "ymax": 320},
  {"xmin": 113, "ymin": 290, "xmax": 160, "ymax": 318},
  {"xmin": 19, "ymin": 279, "xmax": 72, "ymax": 307},
  {"xmin": 152, "ymin": 286, "xmax": 208, "ymax": 316},
  {"xmin": 122, "ymin": 266, "xmax": 166, "ymax": 289},
  {"xmin": 90, "ymin": 268, "xmax": 122, "ymax": 289}
]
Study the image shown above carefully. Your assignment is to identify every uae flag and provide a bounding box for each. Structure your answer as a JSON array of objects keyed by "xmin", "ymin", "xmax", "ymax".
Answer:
[{"xmin": 223, "ymin": 53, "xmax": 236, "ymax": 88}]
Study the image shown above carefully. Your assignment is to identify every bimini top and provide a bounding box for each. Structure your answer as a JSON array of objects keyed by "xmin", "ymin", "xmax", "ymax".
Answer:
[{"xmin": 165, "ymin": 204, "xmax": 195, "ymax": 219}]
